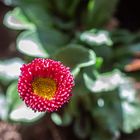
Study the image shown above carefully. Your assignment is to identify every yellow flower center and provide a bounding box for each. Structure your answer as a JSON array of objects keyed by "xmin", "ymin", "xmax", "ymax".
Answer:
[{"xmin": 32, "ymin": 77, "xmax": 57, "ymax": 100}]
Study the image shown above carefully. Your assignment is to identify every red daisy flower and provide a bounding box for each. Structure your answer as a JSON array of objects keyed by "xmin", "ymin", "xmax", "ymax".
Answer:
[{"xmin": 18, "ymin": 58, "xmax": 74, "ymax": 112}]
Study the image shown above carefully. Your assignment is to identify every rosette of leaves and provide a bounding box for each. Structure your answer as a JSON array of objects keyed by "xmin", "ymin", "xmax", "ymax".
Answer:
[
  {"xmin": 3, "ymin": 1, "xmax": 140, "ymax": 140},
  {"xmin": 3, "ymin": 0, "xmax": 118, "ymax": 57}
]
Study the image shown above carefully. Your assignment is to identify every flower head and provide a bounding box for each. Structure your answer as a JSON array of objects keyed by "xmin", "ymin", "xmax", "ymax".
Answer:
[{"xmin": 18, "ymin": 58, "xmax": 74, "ymax": 112}]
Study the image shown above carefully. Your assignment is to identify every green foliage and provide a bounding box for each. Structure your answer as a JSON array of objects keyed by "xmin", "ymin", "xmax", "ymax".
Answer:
[
  {"xmin": 53, "ymin": 44, "xmax": 96, "ymax": 69},
  {"xmin": 0, "ymin": 58, "xmax": 24, "ymax": 82},
  {"xmin": 74, "ymin": 117, "xmax": 91, "ymax": 139},
  {"xmin": 9, "ymin": 103, "xmax": 45, "ymax": 123},
  {"xmin": 119, "ymin": 79, "xmax": 140, "ymax": 133},
  {"xmin": 80, "ymin": 29, "xmax": 113, "ymax": 46},
  {"xmin": 3, "ymin": 7, "xmax": 35, "ymax": 30},
  {"xmin": 83, "ymin": 0, "xmax": 118, "ymax": 28},
  {"xmin": 2, "ymin": 0, "xmax": 140, "ymax": 140},
  {"xmin": 17, "ymin": 30, "xmax": 48, "ymax": 57},
  {"xmin": 6, "ymin": 82, "xmax": 22, "ymax": 111},
  {"xmin": 51, "ymin": 111, "xmax": 72, "ymax": 126},
  {"xmin": 0, "ymin": 93, "xmax": 8, "ymax": 120}
]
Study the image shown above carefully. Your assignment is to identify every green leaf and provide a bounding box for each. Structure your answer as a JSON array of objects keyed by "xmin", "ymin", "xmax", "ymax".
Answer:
[
  {"xmin": 3, "ymin": 7, "xmax": 35, "ymax": 30},
  {"xmin": 114, "ymin": 43, "xmax": 140, "ymax": 59},
  {"xmin": 73, "ymin": 71, "xmax": 89, "ymax": 95},
  {"xmin": 3, "ymin": 0, "xmax": 16, "ymax": 5},
  {"xmin": 122, "ymin": 102, "xmax": 140, "ymax": 133},
  {"xmin": 37, "ymin": 29, "xmax": 69, "ymax": 55},
  {"xmin": 95, "ymin": 57, "xmax": 103, "ymax": 69},
  {"xmin": 53, "ymin": 44, "xmax": 96, "ymax": 69},
  {"xmin": 61, "ymin": 110, "xmax": 72, "ymax": 126},
  {"xmin": 84, "ymin": 0, "xmax": 118, "ymax": 28},
  {"xmin": 80, "ymin": 29, "xmax": 113, "ymax": 46},
  {"xmin": 82, "ymin": 65, "xmax": 97, "ymax": 80},
  {"xmin": 51, "ymin": 110, "xmax": 72, "ymax": 126},
  {"xmin": 67, "ymin": 95, "xmax": 80, "ymax": 117},
  {"xmin": 51, "ymin": 113, "xmax": 62, "ymax": 126},
  {"xmin": 83, "ymin": 73, "xmax": 95, "ymax": 92},
  {"xmin": 81, "ymin": 93, "xmax": 93, "ymax": 111},
  {"xmin": 91, "ymin": 90, "xmax": 123, "ymax": 134},
  {"xmin": 119, "ymin": 79, "xmax": 140, "ymax": 133},
  {"xmin": 111, "ymin": 30, "xmax": 135, "ymax": 45},
  {"xmin": 90, "ymin": 130, "xmax": 117, "ymax": 140},
  {"xmin": 128, "ymin": 43, "xmax": 140, "ymax": 54},
  {"xmin": 53, "ymin": 19, "xmax": 75, "ymax": 30},
  {"xmin": 6, "ymin": 81, "xmax": 22, "ymax": 111},
  {"xmin": 71, "ymin": 67, "xmax": 80, "ymax": 77},
  {"xmin": 67, "ymin": 0, "xmax": 81, "ymax": 17},
  {"xmin": 9, "ymin": 103, "xmax": 45, "ymax": 123},
  {"xmin": 80, "ymin": 29, "xmax": 112, "ymax": 62},
  {"xmin": 0, "ymin": 58, "xmax": 24, "ymax": 81},
  {"xmin": 92, "ymin": 45, "xmax": 113, "ymax": 63},
  {"xmin": 74, "ymin": 117, "xmax": 91, "ymax": 139},
  {"xmin": 0, "ymin": 93, "xmax": 8, "ymax": 120},
  {"xmin": 19, "ymin": 3, "xmax": 53, "ymax": 29},
  {"xmin": 17, "ymin": 30, "xmax": 48, "ymax": 57},
  {"xmin": 84, "ymin": 70, "xmax": 125, "ymax": 93}
]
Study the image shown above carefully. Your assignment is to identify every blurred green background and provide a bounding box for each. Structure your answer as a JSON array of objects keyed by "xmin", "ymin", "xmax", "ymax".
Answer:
[{"xmin": 0, "ymin": 0, "xmax": 140, "ymax": 140}]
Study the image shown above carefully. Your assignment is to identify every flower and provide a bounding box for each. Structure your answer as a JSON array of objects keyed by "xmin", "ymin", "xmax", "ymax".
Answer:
[{"xmin": 18, "ymin": 58, "xmax": 74, "ymax": 112}]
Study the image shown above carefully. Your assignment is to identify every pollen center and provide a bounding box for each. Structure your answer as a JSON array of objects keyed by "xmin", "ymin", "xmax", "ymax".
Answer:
[{"xmin": 32, "ymin": 77, "xmax": 57, "ymax": 100}]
